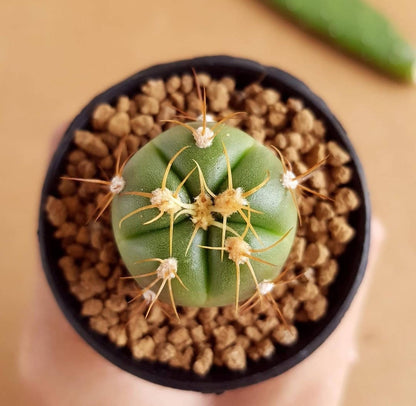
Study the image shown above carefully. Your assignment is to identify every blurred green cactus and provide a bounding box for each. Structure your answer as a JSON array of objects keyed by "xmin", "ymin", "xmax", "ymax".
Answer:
[{"xmin": 268, "ymin": 0, "xmax": 415, "ymax": 82}]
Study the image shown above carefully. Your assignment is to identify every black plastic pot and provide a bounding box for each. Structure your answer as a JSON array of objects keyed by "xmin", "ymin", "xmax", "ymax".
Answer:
[{"xmin": 38, "ymin": 55, "xmax": 371, "ymax": 393}]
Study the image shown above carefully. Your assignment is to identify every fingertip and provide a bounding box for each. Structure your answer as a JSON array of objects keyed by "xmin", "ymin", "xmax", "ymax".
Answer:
[
  {"xmin": 49, "ymin": 122, "xmax": 70, "ymax": 154},
  {"xmin": 365, "ymin": 217, "xmax": 385, "ymax": 276},
  {"xmin": 371, "ymin": 217, "xmax": 385, "ymax": 247}
]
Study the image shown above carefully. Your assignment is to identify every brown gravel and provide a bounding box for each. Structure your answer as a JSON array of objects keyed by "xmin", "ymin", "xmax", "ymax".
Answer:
[{"xmin": 45, "ymin": 72, "xmax": 360, "ymax": 376}]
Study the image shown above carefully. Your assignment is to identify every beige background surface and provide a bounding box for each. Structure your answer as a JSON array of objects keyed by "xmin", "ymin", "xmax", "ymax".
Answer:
[{"xmin": 1, "ymin": 0, "xmax": 415, "ymax": 404}]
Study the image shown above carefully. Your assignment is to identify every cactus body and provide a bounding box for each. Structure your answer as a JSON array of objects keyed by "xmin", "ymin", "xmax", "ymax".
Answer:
[{"xmin": 112, "ymin": 122, "xmax": 297, "ymax": 307}]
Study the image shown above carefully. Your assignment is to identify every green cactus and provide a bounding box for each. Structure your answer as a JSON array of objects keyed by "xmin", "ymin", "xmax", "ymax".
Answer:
[{"xmin": 111, "ymin": 120, "xmax": 298, "ymax": 314}]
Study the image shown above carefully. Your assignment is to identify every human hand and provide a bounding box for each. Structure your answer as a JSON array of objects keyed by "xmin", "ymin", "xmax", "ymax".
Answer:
[{"xmin": 19, "ymin": 129, "xmax": 383, "ymax": 406}]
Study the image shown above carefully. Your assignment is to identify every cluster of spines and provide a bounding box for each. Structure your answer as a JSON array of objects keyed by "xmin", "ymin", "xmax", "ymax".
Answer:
[{"xmin": 119, "ymin": 138, "xmax": 279, "ymax": 310}]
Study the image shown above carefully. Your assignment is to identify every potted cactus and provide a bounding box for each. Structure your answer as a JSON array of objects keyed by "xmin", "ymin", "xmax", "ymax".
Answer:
[{"xmin": 39, "ymin": 56, "xmax": 370, "ymax": 392}]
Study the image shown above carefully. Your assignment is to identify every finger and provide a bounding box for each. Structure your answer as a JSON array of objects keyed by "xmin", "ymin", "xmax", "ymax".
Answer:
[
  {"xmin": 49, "ymin": 122, "xmax": 70, "ymax": 155},
  {"xmin": 20, "ymin": 124, "xmax": 215, "ymax": 406},
  {"xmin": 214, "ymin": 218, "xmax": 384, "ymax": 406},
  {"xmin": 19, "ymin": 273, "xmax": 215, "ymax": 406}
]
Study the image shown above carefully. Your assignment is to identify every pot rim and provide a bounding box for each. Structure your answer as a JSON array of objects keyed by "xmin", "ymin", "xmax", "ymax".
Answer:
[{"xmin": 38, "ymin": 55, "xmax": 371, "ymax": 393}]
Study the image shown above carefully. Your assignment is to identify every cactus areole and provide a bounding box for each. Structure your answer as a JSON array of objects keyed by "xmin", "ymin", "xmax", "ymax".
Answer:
[{"xmin": 111, "ymin": 121, "xmax": 297, "ymax": 309}]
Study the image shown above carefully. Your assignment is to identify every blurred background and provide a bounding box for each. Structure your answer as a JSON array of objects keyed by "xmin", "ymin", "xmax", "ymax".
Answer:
[{"xmin": 1, "ymin": 0, "xmax": 415, "ymax": 404}]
